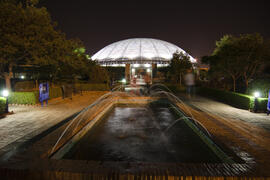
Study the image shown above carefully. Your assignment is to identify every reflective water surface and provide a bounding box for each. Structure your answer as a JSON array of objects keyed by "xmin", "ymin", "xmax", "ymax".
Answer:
[{"xmin": 64, "ymin": 106, "xmax": 222, "ymax": 163}]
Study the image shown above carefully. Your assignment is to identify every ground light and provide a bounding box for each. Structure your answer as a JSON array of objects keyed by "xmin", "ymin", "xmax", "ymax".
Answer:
[
  {"xmin": 121, "ymin": 78, "xmax": 126, "ymax": 84},
  {"xmin": 254, "ymin": 91, "xmax": 260, "ymax": 98},
  {"xmin": 2, "ymin": 89, "xmax": 9, "ymax": 113},
  {"xmin": 253, "ymin": 91, "xmax": 260, "ymax": 113}
]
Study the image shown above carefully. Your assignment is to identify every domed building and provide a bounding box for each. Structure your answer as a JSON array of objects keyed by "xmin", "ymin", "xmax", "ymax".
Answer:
[{"xmin": 92, "ymin": 38, "xmax": 196, "ymax": 84}]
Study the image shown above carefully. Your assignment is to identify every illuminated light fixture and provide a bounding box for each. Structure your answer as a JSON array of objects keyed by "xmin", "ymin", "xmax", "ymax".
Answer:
[
  {"xmin": 121, "ymin": 79, "xmax": 126, "ymax": 84},
  {"xmin": 157, "ymin": 64, "xmax": 169, "ymax": 67},
  {"xmin": 144, "ymin": 64, "xmax": 151, "ymax": 68},
  {"xmin": 254, "ymin": 92, "xmax": 260, "ymax": 98},
  {"xmin": 147, "ymin": 68, "xmax": 151, "ymax": 72},
  {"xmin": 21, "ymin": 75, "xmax": 25, "ymax": 79},
  {"xmin": 133, "ymin": 64, "xmax": 140, "ymax": 68},
  {"xmin": 132, "ymin": 68, "xmax": 135, "ymax": 72},
  {"xmin": 2, "ymin": 89, "xmax": 9, "ymax": 97}
]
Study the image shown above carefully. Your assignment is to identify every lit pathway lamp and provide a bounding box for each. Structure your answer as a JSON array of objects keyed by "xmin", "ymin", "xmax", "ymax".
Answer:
[
  {"xmin": 2, "ymin": 89, "xmax": 9, "ymax": 113},
  {"xmin": 253, "ymin": 91, "xmax": 260, "ymax": 113}
]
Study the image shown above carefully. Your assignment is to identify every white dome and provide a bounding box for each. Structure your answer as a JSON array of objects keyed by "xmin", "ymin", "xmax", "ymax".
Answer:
[{"xmin": 92, "ymin": 38, "xmax": 195, "ymax": 64}]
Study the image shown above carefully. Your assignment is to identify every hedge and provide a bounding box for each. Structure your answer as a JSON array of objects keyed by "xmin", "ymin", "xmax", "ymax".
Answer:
[
  {"xmin": 197, "ymin": 87, "xmax": 268, "ymax": 112},
  {"xmin": 0, "ymin": 97, "xmax": 6, "ymax": 115},
  {"xmin": 9, "ymin": 91, "xmax": 39, "ymax": 105},
  {"xmin": 8, "ymin": 83, "xmax": 108, "ymax": 105}
]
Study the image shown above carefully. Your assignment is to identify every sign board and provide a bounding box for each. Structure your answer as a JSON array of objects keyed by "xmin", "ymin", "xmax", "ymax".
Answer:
[
  {"xmin": 267, "ymin": 90, "xmax": 270, "ymax": 111},
  {"xmin": 39, "ymin": 83, "xmax": 49, "ymax": 106}
]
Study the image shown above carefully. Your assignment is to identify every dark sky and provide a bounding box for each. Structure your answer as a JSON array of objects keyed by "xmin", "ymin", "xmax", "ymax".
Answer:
[{"xmin": 40, "ymin": 0, "xmax": 270, "ymax": 59}]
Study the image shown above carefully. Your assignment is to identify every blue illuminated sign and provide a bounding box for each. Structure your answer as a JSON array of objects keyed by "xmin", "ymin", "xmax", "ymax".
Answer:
[{"xmin": 39, "ymin": 83, "xmax": 49, "ymax": 106}]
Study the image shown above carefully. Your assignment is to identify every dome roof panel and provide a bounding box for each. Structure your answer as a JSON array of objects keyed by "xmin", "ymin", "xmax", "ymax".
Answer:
[{"xmin": 92, "ymin": 38, "xmax": 195, "ymax": 64}]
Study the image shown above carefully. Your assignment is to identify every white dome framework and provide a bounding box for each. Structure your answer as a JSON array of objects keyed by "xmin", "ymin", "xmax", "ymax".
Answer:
[
  {"xmin": 92, "ymin": 38, "xmax": 195, "ymax": 65},
  {"xmin": 92, "ymin": 38, "xmax": 195, "ymax": 85}
]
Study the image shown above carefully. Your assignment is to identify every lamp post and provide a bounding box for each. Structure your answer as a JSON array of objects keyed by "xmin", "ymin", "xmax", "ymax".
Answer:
[
  {"xmin": 2, "ymin": 89, "xmax": 9, "ymax": 113},
  {"xmin": 253, "ymin": 91, "xmax": 260, "ymax": 113}
]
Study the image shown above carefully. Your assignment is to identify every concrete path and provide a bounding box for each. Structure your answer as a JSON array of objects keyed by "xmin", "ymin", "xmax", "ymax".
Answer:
[
  {"xmin": 180, "ymin": 94, "xmax": 270, "ymax": 132},
  {"xmin": 0, "ymin": 91, "xmax": 106, "ymax": 156},
  {"xmin": 177, "ymin": 93, "xmax": 270, "ymax": 175}
]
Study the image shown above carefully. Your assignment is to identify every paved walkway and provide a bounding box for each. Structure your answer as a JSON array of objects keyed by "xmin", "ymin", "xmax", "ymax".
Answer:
[
  {"xmin": 180, "ymin": 94, "xmax": 270, "ymax": 131},
  {"xmin": 0, "ymin": 91, "xmax": 106, "ymax": 156},
  {"xmin": 177, "ymin": 93, "xmax": 270, "ymax": 175}
]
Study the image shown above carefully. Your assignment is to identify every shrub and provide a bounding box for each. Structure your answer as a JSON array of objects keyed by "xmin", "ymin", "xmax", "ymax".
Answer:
[
  {"xmin": 9, "ymin": 91, "xmax": 39, "ymax": 105},
  {"xmin": 197, "ymin": 87, "xmax": 268, "ymax": 111},
  {"xmin": 0, "ymin": 97, "xmax": 6, "ymax": 115}
]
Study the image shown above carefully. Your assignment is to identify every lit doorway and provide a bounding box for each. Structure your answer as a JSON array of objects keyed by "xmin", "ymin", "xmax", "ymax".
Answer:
[{"xmin": 130, "ymin": 64, "xmax": 152, "ymax": 85}]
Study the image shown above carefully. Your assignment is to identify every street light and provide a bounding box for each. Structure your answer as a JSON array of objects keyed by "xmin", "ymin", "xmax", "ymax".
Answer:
[
  {"xmin": 2, "ymin": 89, "xmax": 9, "ymax": 113},
  {"xmin": 253, "ymin": 91, "xmax": 260, "ymax": 113}
]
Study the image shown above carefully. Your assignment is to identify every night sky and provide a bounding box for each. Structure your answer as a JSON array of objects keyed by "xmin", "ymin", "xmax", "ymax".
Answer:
[{"xmin": 40, "ymin": 0, "xmax": 270, "ymax": 59}]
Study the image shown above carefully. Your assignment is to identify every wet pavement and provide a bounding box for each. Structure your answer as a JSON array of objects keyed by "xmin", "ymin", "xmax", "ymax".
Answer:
[
  {"xmin": 177, "ymin": 93, "xmax": 270, "ymax": 175},
  {"xmin": 0, "ymin": 91, "xmax": 106, "ymax": 157},
  {"xmin": 179, "ymin": 94, "xmax": 270, "ymax": 132}
]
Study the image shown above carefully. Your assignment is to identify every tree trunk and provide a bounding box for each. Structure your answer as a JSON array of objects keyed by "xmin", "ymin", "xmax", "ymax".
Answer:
[
  {"xmin": 35, "ymin": 80, "xmax": 39, "ymax": 89},
  {"xmin": 245, "ymin": 78, "xmax": 249, "ymax": 89},
  {"xmin": 232, "ymin": 76, "xmax": 236, "ymax": 92},
  {"xmin": 179, "ymin": 73, "xmax": 182, "ymax": 86},
  {"xmin": 4, "ymin": 64, "xmax": 13, "ymax": 90}
]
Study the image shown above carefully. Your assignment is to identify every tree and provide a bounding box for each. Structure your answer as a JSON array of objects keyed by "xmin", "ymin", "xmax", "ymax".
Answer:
[
  {"xmin": 235, "ymin": 33, "xmax": 267, "ymax": 89},
  {"xmin": 0, "ymin": 1, "xmax": 92, "ymax": 90},
  {"xmin": 203, "ymin": 33, "xmax": 270, "ymax": 92},
  {"xmin": 169, "ymin": 52, "xmax": 192, "ymax": 85}
]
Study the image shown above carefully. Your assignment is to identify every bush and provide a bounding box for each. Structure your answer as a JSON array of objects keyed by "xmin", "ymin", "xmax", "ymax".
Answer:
[
  {"xmin": 246, "ymin": 79, "xmax": 270, "ymax": 98},
  {"xmin": 0, "ymin": 97, "xmax": 6, "ymax": 115},
  {"xmin": 197, "ymin": 87, "xmax": 268, "ymax": 111},
  {"xmin": 14, "ymin": 81, "xmax": 36, "ymax": 91},
  {"xmin": 9, "ymin": 91, "xmax": 39, "ymax": 105}
]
